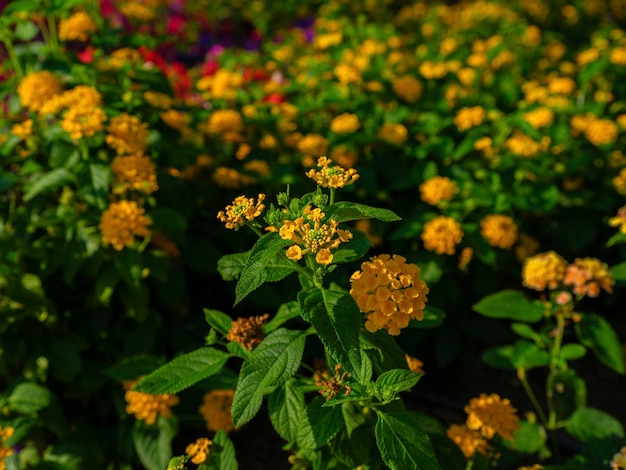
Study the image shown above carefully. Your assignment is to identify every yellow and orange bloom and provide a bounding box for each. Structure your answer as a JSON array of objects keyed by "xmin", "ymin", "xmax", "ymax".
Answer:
[
  {"xmin": 111, "ymin": 154, "xmax": 159, "ymax": 194},
  {"xmin": 306, "ymin": 156, "xmax": 359, "ymax": 189},
  {"xmin": 609, "ymin": 206, "xmax": 626, "ymax": 234},
  {"xmin": 446, "ymin": 424, "xmax": 488, "ymax": 459},
  {"xmin": 563, "ymin": 257, "xmax": 614, "ymax": 297},
  {"xmin": 454, "ymin": 106, "xmax": 485, "ymax": 131},
  {"xmin": 227, "ymin": 314, "xmax": 269, "ymax": 350},
  {"xmin": 106, "ymin": 113, "xmax": 149, "ymax": 155},
  {"xmin": 17, "ymin": 70, "xmax": 63, "ymax": 113},
  {"xmin": 350, "ymin": 254, "xmax": 429, "ymax": 335},
  {"xmin": 58, "ymin": 11, "xmax": 97, "ymax": 41},
  {"xmin": 611, "ymin": 446, "xmax": 626, "ymax": 470},
  {"xmin": 405, "ymin": 354, "xmax": 424, "ymax": 374},
  {"xmin": 99, "ymin": 201, "xmax": 152, "ymax": 251},
  {"xmin": 419, "ymin": 176, "xmax": 458, "ymax": 205},
  {"xmin": 465, "ymin": 393, "xmax": 519, "ymax": 441},
  {"xmin": 185, "ymin": 438, "xmax": 212, "ymax": 465},
  {"xmin": 330, "ymin": 113, "xmax": 361, "ymax": 133},
  {"xmin": 421, "ymin": 216, "xmax": 463, "ymax": 255},
  {"xmin": 522, "ymin": 251, "xmax": 568, "ymax": 291},
  {"xmin": 378, "ymin": 123, "xmax": 408, "ymax": 145},
  {"xmin": 392, "ymin": 75, "xmax": 422, "ymax": 102},
  {"xmin": 199, "ymin": 390, "xmax": 235, "ymax": 433},
  {"xmin": 124, "ymin": 379, "xmax": 179, "ymax": 425},
  {"xmin": 0, "ymin": 425, "xmax": 15, "ymax": 468},
  {"xmin": 217, "ymin": 194, "xmax": 266, "ymax": 230},
  {"xmin": 480, "ymin": 214, "xmax": 518, "ymax": 249}
]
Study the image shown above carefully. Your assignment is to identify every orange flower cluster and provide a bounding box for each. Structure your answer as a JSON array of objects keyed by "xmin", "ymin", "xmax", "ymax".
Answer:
[
  {"xmin": 0, "ymin": 425, "xmax": 15, "ymax": 469},
  {"xmin": 563, "ymin": 257, "xmax": 614, "ymax": 297},
  {"xmin": 465, "ymin": 393, "xmax": 520, "ymax": 440},
  {"xmin": 392, "ymin": 75, "xmax": 423, "ymax": 102},
  {"xmin": 280, "ymin": 206, "xmax": 352, "ymax": 265},
  {"xmin": 330, "ymin": 113, "xmax": 361, "ymax": 133},
  {"xmin": 17, "ymin": 70, "xmax": 63, "ymax": 113},
  {"xmin": 106, "ymin": 113, "xmax": 150, "ymax": 155},
  {"xmin": 454, "ymin": 106, "xmax": 485, "ymax": 131},
  {"xmin": 124, "ymin": 379, "xmax": 179, "ymax": 425},
  {"xmin": 405, "ymin": 354, "xmax": 424, "ymax": 374},
  {"xmin": 419, "ymin": 176, "xmax": 458, "ymax": 205},
  {"xmin": 226, "ymin": 313, "xmax": 269, "ymax": 350},
  {"xmin": 58, "ymin": 11, "xmax": 97, "ymax": 41},
  {"xmin": 609, "ymin": 206, "xmax": 626, "ymax": 234},
  {"xmin": 350, "ymin": 254, "xmax": 429, "ymax": 335},
  {"xmin": 99, "ymin": 200, "xmax": 152, "ymax": 250},
  {"xmin": 305, "ymin": 156, "xmax": 359, "ymax": 189},
  {"xmin": 421, "ymin": 216, "xmax": 463, "ymax": 255},
  {"xmin": 480, "ymin": 214, "xmax": 518, "ymax": 249},
  {"xmin": 523, "ymin": 107, "xmax": 554, "ymax": 128},
  {"xmin": 611, "ymin": 446, "xmax": 626, "ymax": 470},
  {"xmin": 315, "ymin": 364, "xmax": 352, "ymax": 400},
  {"xmin": 185, "ymin": 438, "xmax": 212, "ymax": 465},
  {"xmin": 199, "ymin": 390, "xmax": 235, "ymax": 433},
  {"xmin": 378, "ymin": 122, "xmax": 408, "ymax": 145},
  {"xmin": 217, "ymin": 194, "xmax": 266, "ymax": 230},
  {"xmin": 522, "ymin": 251, "xmax": 568, "ymax": 291},
  {"xmin": 446, "ymin": 424, "xmax": 488, "ymax": 458},
  {"xmin": 111, "ymin": 154, "xmax": 159, "ymax": 194}
]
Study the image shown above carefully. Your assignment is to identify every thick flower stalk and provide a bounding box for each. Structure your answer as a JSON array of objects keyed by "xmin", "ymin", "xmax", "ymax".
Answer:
[
  {"xmin": 217, "ymin": 194, "xmax": 265, "ymax": 230},
  {"xmin": 123, "ymin": 379, "xmax": 179, "ymax": 425},
  {"xmin": 465, "ymin": 393, "xmax": 519, "ymax": 440},
  {"xmin": 350, "ymin": 254, "xmax": 429, "ymax": 335},
  {"xmin": 305, "ymin": 156, "xmax": 359, "ymax": 189},
  {"xmin": 279, "ymin": 206, "xmax": 352, "ymax": 265}
]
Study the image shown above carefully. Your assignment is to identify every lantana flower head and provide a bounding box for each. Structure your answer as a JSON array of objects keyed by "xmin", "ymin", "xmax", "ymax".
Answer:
[
  {"xmin": 199, "ymin": 390, "xmax": 235, "ymax": 433},
  {"xmin": 279, "ymin": 206, "xmax": 352, "ymax": 265},
  {"xmin": 350, "ymin": 254, "xmax": 429, "ymax": 335},
  {"xmin": 421, "ymin": 216, "xmax": 463, "ymax": 255},
  {"xmin": 58, "ymin": 11, "xmax": 97, "ymax": 41},
  {"xmin": 306, "ymin": 156, "xmax": 359, "ymax": 189},
  {"xmin": 465, "ymin": 393, "xmax": 519, "ymax": 440},
  {"xmin": 17, "ymin": 70, "xmax": 63, "ymax": 113},
  {"xmin": 217, "ymin": 194, "xmax": 266, "ymax": 230},
  {"xmin": 0, "ymin": 425, "xmax": 15, "ymax": 464},
  {"xmin": 185, "ymin": 438, "xmax": 212, "ymax": 465},
  {"xmin": 419, "ymin": 176, "xmax": 458, "ymax": 205},
  {"xmin": 227, "ymin": 313, "xmax": 269, "ymax": 350},
  {"xmin": 99, "ymin": 200, "xmax": 152, "ymax": 250},
  {"xmin": 480, "ymin": 214, "xmax": 518, "ymax": 249},
  {"xmin": 123, "ymin": 379, "xmax": 179, "ymax": 425},
  {"xmin": 112, "ymin": 154, "xmax": 159, "ymax": 194},
  {"xmin": 446, "ymin": 424, "xmax": 488, "ymax": 458},
  {"xmin": 609, "ymin": 206, "xmax": 626, "ymax": 234},
  {"xmin": 563, "ymin": 257, "xmax": 614, "ymax": 297},
  {"xmin": 522, "ymin": 251, "xmax": 567, "ymax": 291},
  {"xmin": 611, "ymin": 446, "xmax": 626, "ymax": 470}
]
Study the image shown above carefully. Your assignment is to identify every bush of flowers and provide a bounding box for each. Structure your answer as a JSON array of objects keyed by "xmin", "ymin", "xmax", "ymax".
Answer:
[{"xmin": 1, "ymin": 0, "xmax": 626, "ymax": 469}]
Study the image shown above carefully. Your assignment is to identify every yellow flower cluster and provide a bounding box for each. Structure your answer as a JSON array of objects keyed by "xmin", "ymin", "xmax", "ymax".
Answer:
[
  {"xmin": 330, "ymin": 113, "xmax": 361, "ymax": 133},
  {"xmin": 480, "ymin": 214, "xmax": 518, "ymax": 249},
  {"xmin": 465, "ymin": 393, "xmax": 519, "ymax": 440},
  {"xmin": 0, "ymin": 425, "xmax": 15, "ymax": 469},
  {"xmin": 226, "ymin": 313, "xmax": 269, "ymax": 350},
  {"xmin": 505, "ymin": 131, "xmax": 550, "ymax": 158},
  {"xmin": 197, "ymin": 69, "xmax": 243, "ymax": 100},
  {"xmin": 185, "ymin": 438, "xmax": 212, "ymax": 465},
  {"xmin": 99, "ymin": 201, "xmax": 152, "ymax": 251},
  {"xmin": 421, "ymin": 216, "xmax": 463, "ymax": 255},
  {"xmin": 523, "ymin": 107, "xmax": 554, "ymax": 128},
  {"xmin": 144, "ymin": 91, "xmax": 173, "ymax": 109},
  {"xmin": 305, "ymin": 156, "xmax": 359, "ymax": 189},
  {"xmin": 571, "ymin": 114, "xmax": 618, "ymax": 146},
  {"xmin": 119, "ymin": 2, "xmax": 156, "ymax": 21},
  {"xmin": 405, "ymin": 354, "xmax": 424, "ymax": 373},
  {"xmin": 124, "ymin": 379, "xmax": 179, "ymax": 425},
  {"xmin": 11, "ymin": 119, "xmax": 33, "ymax": 139},
  {"xmin": 446, "ymin": 424, "xmax": 488, "ymax": 458},
  {"xmin": 203, "ymin": 109, "xmax": 243, "ymax": 140},
  {"xmin": 611, "ymin": 446, "xmax": 626, "ymax": 470},
  {"xmin": 419, "ymin": 176, "xmax": 458, "ymax": 205},
  {"xmin": 199, "ymin": 389, "xmax": 235, "ymax": 433},
  {"xmin": 454, "ymin": 106, "xmax": 485, "ymax": 131},
  {"xmin": 61, "ymin": 104, "xmax": 108, "ymax": 140},
  {"xmin": 106, "ymin": 114, "xmax": 149, "ymax": 155},
  {"xmin": 280, "ymin": 206, "xmax": 352, "ymax": 265},
  {"xmin": 614, "ymin": 168, "xmax": 626, "ymax": 194},
  {"xmin": 111, "ymin": 154, "xmax": 159, "ymax": 194},
  {"xmin": 217, "ymin": 194, "xmax": 266, "ymax": 230},
  {"xmin": 522, "ymin": 251, "xmax": 568, "ymax": 291},
  {"xmin": 58, "ymin": 11, "xmax": 97, "ymax": 41},
  {"xmin": 378, "ymin": 122, "xmax": 408, "ymax": 145},
  {"xmin": 160, "ymin": 109, "xmax": 190, "ymax": 131},
  {"xmin": 563, "ymin": 257, "xmax": 614, "ymax": 297},
  {"xmin": 330, "ymin": 145, "xmax": 358, "ymax": 168},
  {"xmin": 297, "ymin": 134, "xmax": 329, "ymax": 161},
  {"xmin": 212, "ymin": 167, "xmax": 255, "ymax": 188},
  {"xmin": 392, "ymin": 75, "xmax": 423, "ymax": 102},
  {"xmin": 609, "ymin": 206, "xmax": 626, "ymax": 234},
  {"xmin": 17, "ymin": 70, "xmax": 63, "ymax": 113},
  {"xmin": 350, "ymin": 254, "xmax": 429, "ymax": 335}
]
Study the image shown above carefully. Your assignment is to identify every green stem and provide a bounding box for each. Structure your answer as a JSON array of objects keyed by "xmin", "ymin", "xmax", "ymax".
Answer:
[
  {"xmin": 329, "ymin": 188, "xmax": 336, "ymax": 205},
  {"xmin": 517, "ymin": 368, "xmax": 549, "ymax": 426},
  {"xmin": 550, "ymin": 313, "xmax": 565, "ymax": 369},
  {"xmin": 2, "ymin": 39, "xmax": 23, "ymax": 80},
  {"xmin": 246, "ymin": 224, "xmax": 263, "ymax": 238}
]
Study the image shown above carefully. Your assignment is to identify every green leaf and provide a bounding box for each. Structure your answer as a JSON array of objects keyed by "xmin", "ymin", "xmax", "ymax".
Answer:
[
  {"xmin": 375, "ymin": 369, "xmax": 421, "ymax": 394},
  {"xmin": 268, "ymin": 380, "xmax": 306, "ymax": 442},
  {"xmin": 451, "ymin": 135, "xmax": 478, "ymax": 160},
  {"xmin": 410, "ymin": 305, "xmax": 445, "ymax": 329},
  {"xmin": 548, "ymin": 370, "xmax": 586, "ymax": 421},
  {"xmin": 231, "ymin": 328, "xmax": 307, "ymax": 428},
  {"xmin": 511, "ymin": 323, "xmax": 539, "ymax": 341},
  {"xmin": 324, "ymin": 202, "xmax": 401, "ymax": 223},
  {"xmin": 511, "ymin": 340, "xmax": 550, "ymax": 370},
  {"xmin": 481, "ymin": 345, "xmax": 515, "ymax": 370},
  {"xmin": 133, "ymin": 348, "xmax": 230, "ymax": 395},
  {"xmin": 472, "ymin": 289, "xmax": 543, "ymax": 322},
  {"xmin": 565, "ymin": 407, "xmax": 624, "ymax": 442},
  {"xmin": 576, "ymin": 313, "xmax": 625, "ymax": 374},
  {"xmin": 89, "ymin": 163, "xmax": 111, "ymax": 209},
  {"xmin": 217, "ymin": 251, "xmax": 250, "ymax": 281},
  {"xmin": 264, "ymin": 301, "xmax": 301, "ymax": 332},
  {"xmin": 133, "ymin": 417, "xmax": 175, "ymax": 470},
  {"xmin": 559, "ymin": 344, "xmax": 586, "ymax": 362},
  {"xmin": 234, "ymin": 233, "xmax": 293, "ymax": 305},
  {"xmin": 23, "ymin": 168, "xmax": 75, "ymax": 201},
  {"xmin": 103, "ymin": 355, "xmax": 164, "ymax": 381},
  {"xmin": 298, "ymin": 288, "xmax": 363, "ymax": 382},
  {"xmin": 15, "ymin": 21, "xmax": 39, "ymax": 41},
  {"xmin": 206, "ymin": 429, "xmax": 238, "ymax": 470},
  {"xmin": 610, "ymin": 261, "xmax": 626, "ymax": 282},
  {"xmin": 502, "ymin": 421, "xmax": 547, "ymax": 453},
  {"xmin": 8, "ymin": 382, "xmax": 52, "ymax": 414},
  {"xmin": 204, "ymin": 309, "xmax": 233, "ymax": 336},
  {"xmin": 375, "ymin": 411, "xmax": 440, "ymax": 470},
  {"xmin": 331, "ymin": 230, "xmax": 372, "ymax": 264},
  {"xmin": 360, "ymin": 330, "xmax": 408, "ymax": 372},
  {"xmin": 296, "ymin": 396, "xmax": 344, "ymax": 450}
]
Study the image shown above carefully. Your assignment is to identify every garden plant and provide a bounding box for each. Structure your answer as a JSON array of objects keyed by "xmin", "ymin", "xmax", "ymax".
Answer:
[{"xmin": 0, "ymin": 0, "xmax": 626, "ymax": 469}]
